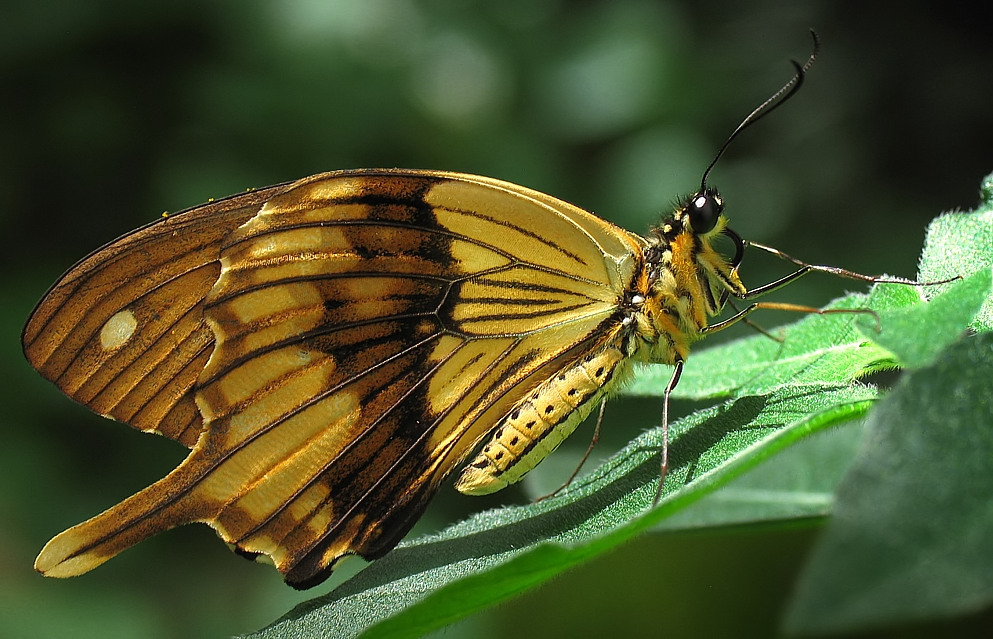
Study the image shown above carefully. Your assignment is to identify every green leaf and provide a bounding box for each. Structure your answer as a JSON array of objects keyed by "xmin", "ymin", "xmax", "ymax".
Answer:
[
  {"xmin": 918, "ymin": 204, "xmax": 993, "ymax": 332},
  {"xmin": 782, "ymin": 175, "xmax": 993, "ymax": 635},
  {"xmin": 660, "ymin": 419, "xmax": 865, "ymax": 530},
  {"xmin": 855, "ymin": 269, "xmax": 992, "ymax": 369},
  {"xmin": 250, "ymin": 384, "xmax": 876, "ymax": 639},
  {"xmin": 783, "ymin": 331, "xmax": 993, "ymax": 635}
]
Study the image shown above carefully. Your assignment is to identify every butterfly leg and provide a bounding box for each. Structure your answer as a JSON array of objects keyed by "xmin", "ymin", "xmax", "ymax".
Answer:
[
  {"xmin": 724, "ymin": 298, "xmax": 785, "ymax": 342},
  {"xmin": 652, "ymin": 358, "xmax": 684, "ymax": 506},
  {"xmin": 703, "ymin": 301, "xmax": 881, "ymax": 336},
  {"xmin": 741, "ymin": 240, "xmax": 959, "ymax": 298},
  {"xmin": 535, "ymin": 399, "xmax": 607, "ymax": 502}
]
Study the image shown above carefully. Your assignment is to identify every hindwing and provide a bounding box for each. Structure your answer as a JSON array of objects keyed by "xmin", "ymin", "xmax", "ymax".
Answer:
[{"xmin": 31, "ymin": 169, "xmax": 646, "ymax": 587}]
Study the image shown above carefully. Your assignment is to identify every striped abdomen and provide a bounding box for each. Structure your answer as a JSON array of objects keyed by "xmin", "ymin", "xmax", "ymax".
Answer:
[{"xmin": 455, "ymin": 347, "xmax": 625, "ymax": 495}]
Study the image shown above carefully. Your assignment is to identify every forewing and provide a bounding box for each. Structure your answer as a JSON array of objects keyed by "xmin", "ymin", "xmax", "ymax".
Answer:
[
  {"xmin": 22, "ymin": 184, "xmax": 288, "ymax": 447},
  {"xmin": 189, "ymin": 170, "xmax": 644, "ymax": 585}
]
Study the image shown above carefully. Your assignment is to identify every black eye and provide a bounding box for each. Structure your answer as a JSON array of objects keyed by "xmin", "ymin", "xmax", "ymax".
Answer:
[{"xmin": 687, "ymin": 189, "xmax": 723, "ymax": 234}]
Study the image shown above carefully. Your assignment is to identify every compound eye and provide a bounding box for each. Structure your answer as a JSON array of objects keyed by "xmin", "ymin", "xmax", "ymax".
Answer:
[{"xmin": 687, "ymin": 189, "xmax": 723, "ymax": 234}]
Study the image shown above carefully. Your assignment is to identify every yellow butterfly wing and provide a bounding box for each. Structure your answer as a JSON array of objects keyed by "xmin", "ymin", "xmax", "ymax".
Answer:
[
  {"xmin": 23, "ymin": 184, "xmax": 288, "ymax": 448},
  {"xmin": 32, "ymin": 169, "xmax": 645, "ymax": 588}
]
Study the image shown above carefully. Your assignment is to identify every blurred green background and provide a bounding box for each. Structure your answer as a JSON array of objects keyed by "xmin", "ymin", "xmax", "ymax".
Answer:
[{"xmin": 2, "ymin": 1, "xmax": 991, "ymax": 637}]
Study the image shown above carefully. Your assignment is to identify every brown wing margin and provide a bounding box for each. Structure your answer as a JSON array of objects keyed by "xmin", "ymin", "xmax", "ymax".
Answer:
[{"xmin": 22, "ymin": 183, "xmax": 290, "ymax": 447}]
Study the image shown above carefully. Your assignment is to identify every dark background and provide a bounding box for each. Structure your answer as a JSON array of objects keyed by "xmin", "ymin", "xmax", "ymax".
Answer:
[{"xmin": 2, "ymin": 1, "xmax": 990, "ymax": 637}]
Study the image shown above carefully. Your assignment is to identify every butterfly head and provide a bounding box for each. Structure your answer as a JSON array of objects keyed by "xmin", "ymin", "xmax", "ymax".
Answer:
[
  {"xmin": 681, "ymin": 188, "xmax": 726, "ymax": 237},
  {"xmin": 639, "ymin": 187, "xmax": 746, "ymax": 343},
  {"xmin": 651, "ymin": 188, "xmax": 729, "ymax": 245}
]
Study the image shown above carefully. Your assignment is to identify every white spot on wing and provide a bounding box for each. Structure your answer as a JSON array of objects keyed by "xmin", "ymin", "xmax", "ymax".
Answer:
[{"xmin": 99, "ymin": 310, "xmax": 138, "ymax": 351}]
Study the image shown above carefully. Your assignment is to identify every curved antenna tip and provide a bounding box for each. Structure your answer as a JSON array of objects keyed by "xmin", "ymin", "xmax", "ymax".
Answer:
[{"xmin": 699, "ymin": 33, "xmax": 821, "ymax": 192}]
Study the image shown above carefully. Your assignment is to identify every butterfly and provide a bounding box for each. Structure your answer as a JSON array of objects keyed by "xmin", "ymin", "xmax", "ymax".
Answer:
[{"xmin": 26, "ymin": 34, "xmax": 919, "ymax": 589}]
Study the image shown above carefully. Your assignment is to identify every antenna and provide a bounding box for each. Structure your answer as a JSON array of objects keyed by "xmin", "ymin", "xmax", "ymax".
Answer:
[{"xmin": 700, "ymin": 30, "xmax": 820, "ymax": 191}]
